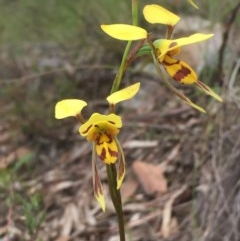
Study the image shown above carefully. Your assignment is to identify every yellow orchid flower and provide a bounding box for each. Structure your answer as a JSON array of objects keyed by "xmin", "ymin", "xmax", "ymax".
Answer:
[
  {"xmin": 79, "ymin": 113, "xmax": 122, "ymax": 164},
  {"xmin": 54, "ymin": 83, "xmax": 140, "ymax": 211},
  {"xmin": 154, "ymin": 35, "xmax": 222, "ymax": 102}
]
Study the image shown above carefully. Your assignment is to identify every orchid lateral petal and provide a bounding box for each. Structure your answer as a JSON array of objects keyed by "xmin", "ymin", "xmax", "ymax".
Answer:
[
  {"xmin": 107, "ymin": 82, "xmax": 140, "ymax": 105},
  {"xmin": 55, "ymin": 99, "xmax": 87, "ymax": 119},
  {"xmin": 115, "ymin": 137, "xmax": 126, "ymax": 189},
  {"xmin": 154, "ymin": 33, "xmax": 214, "ymax": 59},
  {"xmin": 92, "ymin": 144, "xmax": 105, "ymax": 212},
  {"xmin": 143, "ymin": 4, "xmax": 180, "ymax": 26},
  {"xmin": 101, "ymin": 24, "xmax": 147, "ymax": 41},
  {"xmin": 195, "ymin": 80, "xmax": 223, "ymax": 102},
  {"xmin": 187, "ymin": 0, "xmax": 199, "ymax": 9},
  {"xmin": 162, "ymin": 55, "xmax": 198, "ymax": 84}
]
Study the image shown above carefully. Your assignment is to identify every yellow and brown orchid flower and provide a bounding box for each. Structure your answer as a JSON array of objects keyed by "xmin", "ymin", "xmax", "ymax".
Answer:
[
  {"xmin": 154, "ymin": 35, "xmax": 222, "ymax": 102},
  {"xmin": 55, "ymin": 83, "xmax": 140, "ymax": 211},
  {"xmin": 101, "ymin": 4, "xmax": 222, "ymax": 112}
]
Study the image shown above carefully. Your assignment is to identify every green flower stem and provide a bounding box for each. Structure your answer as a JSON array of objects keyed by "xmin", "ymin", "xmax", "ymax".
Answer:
[
  {"xmin": 110, "ymin": 0, "xmax": 139, "ymax": 94},
  {"xmin": 110, "ymin": 41, "xmax": 132, "ymax": 94},
  {"xmin": 132, "ymin": 0, "xmax": 139, "ymax": 26},
  {"xmin": 108, "ymin": 1, "xmax": 140, "ymax": 241},
  {"xmin": 106, "ymin": 164, "xmax": 125, "ymax": 241}
]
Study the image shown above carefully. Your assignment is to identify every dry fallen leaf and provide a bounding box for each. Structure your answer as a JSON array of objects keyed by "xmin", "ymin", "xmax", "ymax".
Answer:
[
  {"xmin": 120, "ymin": 176, "xmax": 138, "ymax": 203},
  {"xmin": 132, "ymin": 160, "xmax": 167, "ymax": 196}
]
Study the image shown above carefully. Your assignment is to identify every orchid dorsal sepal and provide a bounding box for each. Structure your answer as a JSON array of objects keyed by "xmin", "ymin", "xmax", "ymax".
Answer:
[
  {"xmin": 101, "ymin": 24, "xmax": 147, "ymax": 41},
  {"xmin": 143, "ymin": 4, "xmax": 180, "ymax": 26},
  {"xmin": 107, "ymin": 82, "xmax": 140, "ymax": 105},
  {"xmin": 55, "ymin": 99, "xmax": 87, "ymax": 119},
  {"xmin": 187, "ymin": 0, "xmax": 199, "ymax": 9}
]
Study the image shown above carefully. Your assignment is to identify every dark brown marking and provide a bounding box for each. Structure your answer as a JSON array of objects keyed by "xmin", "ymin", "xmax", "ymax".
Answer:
[
  {"xmin": 95, "ymin": 134, "xmax": 112, "ymax": 145},
  {"xmin": 162, "ymin": 59, "xmax": 179, "ymax": 66},
  {"xmin": 108, "ymin": 120, "xmax": 115, "ymax": 125},
  {"xmin": 108, "ymin": 147, "xmax": 118, "ymax": 158},
  {"xmin": 99, "ymin": 147, "xmax": 106, "ymax": 161},
  {"xmin": 173, "ymin": 66, "xmax": 191, "ymax": 82},
  {"xmin": 82, "ymin": 124, "xmax": 93, "ymax": 134}
]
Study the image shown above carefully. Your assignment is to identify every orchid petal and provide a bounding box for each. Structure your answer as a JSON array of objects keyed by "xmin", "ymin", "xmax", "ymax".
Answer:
[
  {"xmin": 101, "ymin": 24, "xmax": 147, "ymax": 41},
  {"xmin": 55, "ymin": 99, "xmax": 87, "ymax": 119},
  {"xmin": 143, "ymin": 4, "xmax": 180, "ymax": 26},
  {"xmin": 107, "ymin": 82, "xmax": 140, "ymax": 105}
]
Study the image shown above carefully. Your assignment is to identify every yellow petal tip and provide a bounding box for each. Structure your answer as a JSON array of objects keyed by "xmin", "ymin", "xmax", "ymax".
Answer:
[
  {"xmin": 96, "ymin": 194, "xmax": 106, "ymax": 212},
  {"xmin": 107, "ymin": 82, "xmax": 140, "ymax": 105},
  {"xmin": 55, "ymin": 99, "xmax": 87, "ymax": 119},
  {"xmin": 195, "ymin": 81, "xmax": 223, "ymax": 102},
  {"xmin": 101, "ymin": 24, "xmax": 147, "ymax": 41},
  {"xmin": 143, "ymin": 4, "xmax": 180, "ymax": 26}
]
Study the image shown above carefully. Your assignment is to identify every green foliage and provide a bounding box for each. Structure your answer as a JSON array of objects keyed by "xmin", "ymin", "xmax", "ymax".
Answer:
[
  {"xmin": 0, "ymin": 0, "xmax": 131, "ymax": 44},
  {"xmin": 16, "ymin": 193, "xmax": 46, "ymax": 236}
]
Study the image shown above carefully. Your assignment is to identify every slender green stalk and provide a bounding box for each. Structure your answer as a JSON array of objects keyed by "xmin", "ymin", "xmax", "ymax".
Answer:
[
  {"xmin": 132, "ymin": 0, "xmax": 139, "ymax": 26},
  {"xmin": 110, "ymin": 41, "xmax": 132, "ymax": 94},
  {"xmin": 106, "ymin": 164, "xmax": 125, "ymax": 241},
  {"xmin": 108, "ymin": 1, "xmax": 140, "ymax": 241},
  {"xmin": 110, "ymin": 0, "xmax": 139, "ymax": 94}
]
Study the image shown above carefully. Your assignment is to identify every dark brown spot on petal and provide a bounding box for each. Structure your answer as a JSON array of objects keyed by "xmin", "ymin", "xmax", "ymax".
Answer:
[
  {"xmin": 94, "ymin": 124, "xmax": 99, "ymax": 128},
  {"xmin": 95, "ymin": 134, "xmax": 113, "ymax": 145},
  {"xmin": 173, "ymin": 66, "xmax": 191, "ymax": 82},
  {"xmin": 108, "ymin": 147, "xmax": 118, "ymax": 158},
  {"xmin": 108, "ymin": 120, "xmax": 115, "ymax": 125},
  {"xmin": 82, "ymin": 124, "xmax": 93, "ymax": 134},
  {"xmin": 99, "ymin": 147, "xmax": 106, "ymax": 161}
]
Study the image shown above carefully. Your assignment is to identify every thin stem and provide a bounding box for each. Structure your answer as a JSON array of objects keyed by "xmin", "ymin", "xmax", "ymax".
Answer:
[
  {"xmin": 106, "ymin": 164, "xmax": 125, "ymax": 241},
  {"xmin": 132, "ymin": 0, "xmax": 139, "ymax": 26},
  {"xmin": 110, "ymin": 41, "xmax": 132, "ymax": 94},
  {"xmin": 108, "ymin": 2, "xmax": 140, "ymax": 241},
  {"xmin": 110, "ymin": 0, "xmax": 139, "ymax": 94}
]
